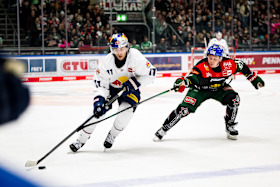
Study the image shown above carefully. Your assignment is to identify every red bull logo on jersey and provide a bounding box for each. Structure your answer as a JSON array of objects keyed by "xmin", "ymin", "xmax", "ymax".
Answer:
[
  {"xmin": 96, "ymin": 68, "xmax": 100, "ymax": 74},
  {"xmin": 146, "ymin": 61, "xmax": 151, "ymax": 68},
  {"xmin": 115, "ymin": 40, "xmax": 120, "ymax": 45},
  {"xmin": 111, "ymin": 76, "xmax": 129, "ymax": 88},
  {"xmin": 112, "ymin": 79, "xmax": 122, "ymax": 87}
]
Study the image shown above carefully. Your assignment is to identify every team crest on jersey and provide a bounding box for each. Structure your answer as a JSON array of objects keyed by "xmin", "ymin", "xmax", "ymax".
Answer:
[
  {"xmin": 96, "ymin": 68, "xmax": 100, "ymax": 74},
  {"xmin": 204, "ymin": 64, "xmax": 209, "ymax": 71},
  {"xmin": 184, "ymin": 96, "xmax": 196, "ymax": 106},
  {"xmin": 146, "ymin": 61, "xmax": 151, "ymax": 68}
]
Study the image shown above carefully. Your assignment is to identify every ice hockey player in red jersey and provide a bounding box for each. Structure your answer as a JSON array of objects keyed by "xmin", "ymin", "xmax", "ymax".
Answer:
[{"xmin": 154, "ymin": 44, "xmax": 265, "ymax": 141}]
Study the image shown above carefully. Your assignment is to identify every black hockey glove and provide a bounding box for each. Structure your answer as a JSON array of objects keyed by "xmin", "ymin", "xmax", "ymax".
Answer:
[
  {"xmin": 93, "ymin": 96, "xmax": 106, "ymax": 118},
  {"xmin": 247, "ymin": 72, "xmax": 265, "ymax": 89},
  {"xmin": 174, "ymin": 76, "xmax": 188, "ymax": 92},
  {"xmin": 122, "ymin": 77, "xmax": 141, "ymax": 96}
]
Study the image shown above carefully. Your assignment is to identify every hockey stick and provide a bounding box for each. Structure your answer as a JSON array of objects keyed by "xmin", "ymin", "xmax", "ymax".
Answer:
[
  {"xmin": 204, "ymin": 37, "xmax": 208, "ymax": 49},
  {"xmin": 83, "ymin": 87, "xmax": 175, "ymax": 129},
  {"xmin": 25, "ymin": 89, "xmax": 125, "ymax": 167}
]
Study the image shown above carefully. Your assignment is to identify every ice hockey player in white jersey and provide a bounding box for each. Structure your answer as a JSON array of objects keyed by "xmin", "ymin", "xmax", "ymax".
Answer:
[
  {"xmin": 69, "ymin": 33, "xmax": 156, "ymax": 152},
  {"xmin": 205, "ymin": 31, "xmax": 229, "ymax": 57}
]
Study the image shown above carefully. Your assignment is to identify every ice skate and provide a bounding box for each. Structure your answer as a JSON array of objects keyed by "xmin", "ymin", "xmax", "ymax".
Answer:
[
  {"xmin": 225, "ymin": 122, "xmax": 238, "ymax": 140},
  {"xmin": 153, "ymin": 127, "xmax": 167, "ymax": 141},
  {"xmin": 69, "ymin": 140, "xmax": 84, "ymax": 152},
  {"xmin": 104, "ymin": 131, "xmax": 115, "ymax": 150}
]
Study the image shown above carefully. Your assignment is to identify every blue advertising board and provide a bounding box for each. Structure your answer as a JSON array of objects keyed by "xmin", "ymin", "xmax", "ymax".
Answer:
[
  {"xmin": 30, "ymin": 59, "xmax": 43, "ymax": 72},
  {"xmin": 146, "ymin": 56, "xmax": 181, "ymax": 71},
  {"xmin": 45, "ymin": 59, "xmax": 57, "ymax": 72}
]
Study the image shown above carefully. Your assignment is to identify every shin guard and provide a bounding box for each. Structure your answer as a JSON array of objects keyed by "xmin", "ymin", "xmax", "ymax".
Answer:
[
  {"xmin": 225, "ymin": 94, "xmax": 240, "ymax": 124},
  {"xmin": 162, "ymin": 105, "xmax": 190, "ymax": 131}
]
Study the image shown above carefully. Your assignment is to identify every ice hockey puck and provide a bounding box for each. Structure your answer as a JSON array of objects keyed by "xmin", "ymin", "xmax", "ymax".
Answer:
[{"xmin": 38, "ymin": 166, "xmax": 46, "ymax": 170}]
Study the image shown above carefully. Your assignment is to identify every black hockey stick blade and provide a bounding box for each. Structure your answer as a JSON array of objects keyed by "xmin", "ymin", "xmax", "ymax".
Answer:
[{"xmin": 24, "ymin": 88, "xmax": 125, "ymax": 167}]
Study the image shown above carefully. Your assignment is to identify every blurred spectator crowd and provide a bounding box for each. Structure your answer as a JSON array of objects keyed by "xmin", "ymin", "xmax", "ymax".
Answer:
[
  {"xmin": 18, "ymin": 0, "xmax": 280, "ymax": 52},
  {"xmin": 20, "ymin": 0, "xmax": 111, "ymax": 48},
  {"xmin": 148, "ymin": 0, "xmax": 280, "ymax": 52}
]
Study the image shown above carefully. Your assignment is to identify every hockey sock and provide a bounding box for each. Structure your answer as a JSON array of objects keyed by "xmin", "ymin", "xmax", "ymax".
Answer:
[
  {"xmin": 77, "ymin": 114, "xmax": 104, "ymax": 143},
  {"xmin": 162, "ymin": 105, "xmax": 190, "ymax": 131},
  {"xmin": 110, "ymin": 102, "xmax": 134, "ymax": 137},
  {"xmin": 78, "ymin": 125, "xmax": 96, "ymax": 143}
]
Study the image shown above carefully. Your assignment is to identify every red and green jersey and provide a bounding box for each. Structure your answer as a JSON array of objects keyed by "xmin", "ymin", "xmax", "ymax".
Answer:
[{"xmin": 186, "ymin": 57, "xmax": 253, "ymax": 91}]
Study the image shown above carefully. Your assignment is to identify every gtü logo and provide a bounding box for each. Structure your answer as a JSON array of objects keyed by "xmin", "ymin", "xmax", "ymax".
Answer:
[{"xmin": 62, "ymin": 60, "xmax": 88, "ymax": 71}]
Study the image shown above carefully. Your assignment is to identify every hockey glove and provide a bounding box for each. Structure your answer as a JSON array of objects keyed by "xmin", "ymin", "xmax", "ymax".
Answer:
[
  {"xmin": 247, "ymin": 72, "xmax": 265, "ymax": 89},
  {"xmin": 174, "ymin": 76, "xmax": 188, "ymax": 92},
  {"xmin": 93, "ymin": 96, "xmax": 106, "ymax": 118},
  {"xmin": 122, "ymin": 77, "xmax": 141, "ymax": 96}
]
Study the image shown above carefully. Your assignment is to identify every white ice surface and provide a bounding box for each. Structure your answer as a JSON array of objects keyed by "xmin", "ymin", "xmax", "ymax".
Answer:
[{"xmin": 0, "ymin": 74, "xmax": 280, "ymax": 187}]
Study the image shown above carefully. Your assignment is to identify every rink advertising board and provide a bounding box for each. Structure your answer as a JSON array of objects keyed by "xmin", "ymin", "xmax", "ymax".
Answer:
[
  {"xmin": 236, "ymin": 54, "xmax": 280, "ymax": 69},
  {"xmin": 16, "ymin": 52, "xmax": 280, "ymax": 82},
  {"xmin": 146, "ymin": 56, "xmax": 182, "ymax": 71},
  {"xmin": 17, "ymin": 55, "xmax": 101, "ymax": 82}
]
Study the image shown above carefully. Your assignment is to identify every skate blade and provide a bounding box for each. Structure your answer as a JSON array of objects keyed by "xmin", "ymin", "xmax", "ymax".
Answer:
[
  {"xmin": 153, "ymin": 136, "xmax": 162, "ymax": 142},
  {"xmin": 227, "ymin": 133, "xmax": 238, "ymax": 140}
]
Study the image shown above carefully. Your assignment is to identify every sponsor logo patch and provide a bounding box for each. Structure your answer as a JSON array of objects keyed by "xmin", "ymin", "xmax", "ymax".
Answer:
[
  {"xmin": 184, "ymin": 96, "xmax": 196, "ymax": 106},
  {"xmin": 146, "ymin": 61, "xmax": 151, "ymax": 68},
  {"xmin": 223, "ymin": 61, "xmax": 232, "ymax": 69},
  {"xmin": 96, "ymin": 68, "xmax": 100, "ymax": 74},
  {"xmin": 179, "ymin": 107, "xmax": 189, "ymax": 117},
  {"xmin": 206, "ymin": 72, "xmax": 212, "ymax": 77},
  {"xmin": 128, "ymin": 67, "xmax": 135, "ymax": 72},
  {"xmin": 223, "ymin": 86, "xmax": 233, "ymax": 91},
  {"xmin": 222, "ymin": 70, "xmax": 232, "ymax": 76},
  {"xmin": 191, "ymin": 69, "xmax": 199, "ymax": 75},
  {"xmin": 204, "ymin": 64, "xmax": 209, "ymax": 71}
]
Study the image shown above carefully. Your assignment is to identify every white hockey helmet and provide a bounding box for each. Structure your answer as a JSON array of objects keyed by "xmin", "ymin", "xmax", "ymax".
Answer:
[
  {"xmin": 109, "ymin": 33, "xmax": 129, "ymax": 53},
  {"xmin": 215, "ymin": 31, "xmax": 222, "ymax": 40}
]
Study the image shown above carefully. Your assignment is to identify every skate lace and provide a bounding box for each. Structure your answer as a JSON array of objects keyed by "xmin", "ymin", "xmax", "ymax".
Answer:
[{"xmin": 105, "ymin": 133, "xmax": 115, "ymax": 144}]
